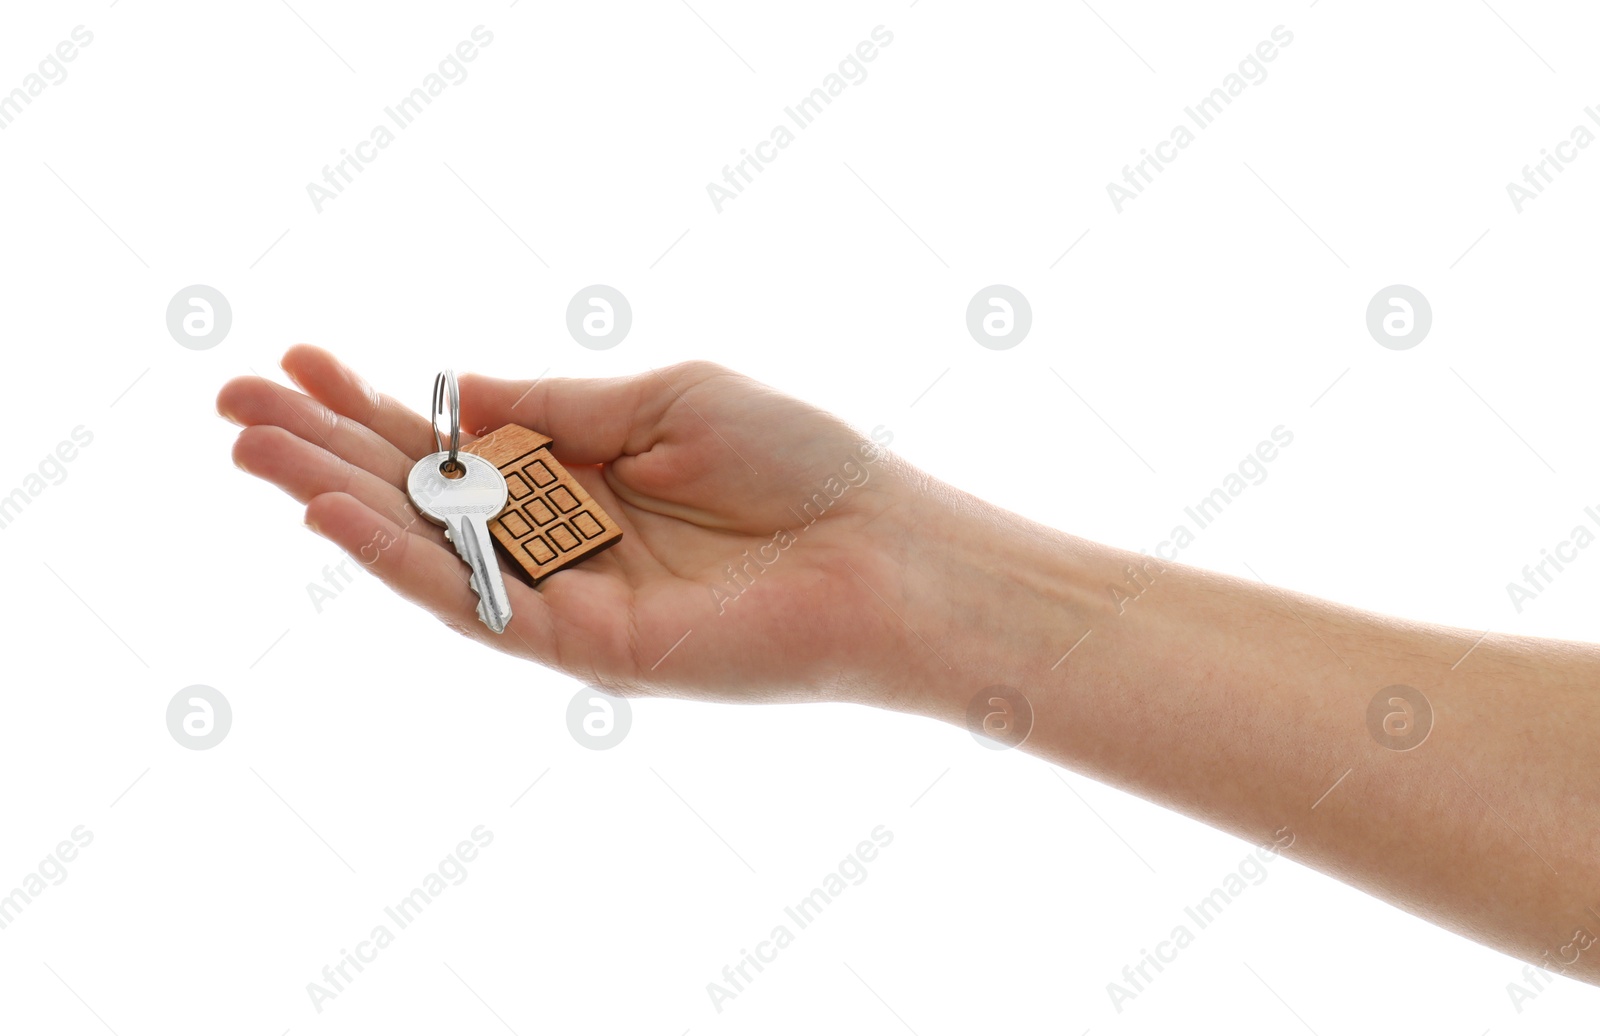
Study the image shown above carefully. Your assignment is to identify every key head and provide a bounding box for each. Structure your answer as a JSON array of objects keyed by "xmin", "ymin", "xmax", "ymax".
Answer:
[{"xmin": 407, "ymin": 452, "xmax": 508, "ymax": 525}]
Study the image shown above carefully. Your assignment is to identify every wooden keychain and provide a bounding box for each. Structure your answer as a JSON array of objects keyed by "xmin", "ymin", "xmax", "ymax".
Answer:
[{"xmin": 459, "ymin": 422, "xmax": 623, "ymax": 584}]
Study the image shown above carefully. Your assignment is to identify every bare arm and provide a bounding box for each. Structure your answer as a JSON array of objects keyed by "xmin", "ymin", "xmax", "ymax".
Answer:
[
  {"xmin": 222, "ymin": 349, "xmax": 1600, "ymax": 983},
  {"xmin": 870, "ymin": 481, "xmax": 1600, "ymax": 980}
]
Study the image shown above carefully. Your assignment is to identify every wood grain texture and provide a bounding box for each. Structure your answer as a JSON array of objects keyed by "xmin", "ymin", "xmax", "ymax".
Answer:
[{"xmin": 460, "ymin": 424, "xmax": 623, "ymax": 584}]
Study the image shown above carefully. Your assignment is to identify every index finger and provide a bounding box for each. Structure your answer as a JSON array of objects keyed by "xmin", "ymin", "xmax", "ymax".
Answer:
[{"xmin": 282, "ymin": 344, "xmax": 441, "ymax": 460}]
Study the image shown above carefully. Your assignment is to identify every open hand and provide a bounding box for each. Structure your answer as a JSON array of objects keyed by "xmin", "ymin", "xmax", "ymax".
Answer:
[{"xmin": 218, "ymin": 347, "xmax": 914, "ymax": 703}]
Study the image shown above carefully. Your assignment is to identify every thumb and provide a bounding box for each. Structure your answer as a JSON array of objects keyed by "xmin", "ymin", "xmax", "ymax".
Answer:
[{"xmin": 458, "ymin": 369, "xmax": 657, "ymax": 465}]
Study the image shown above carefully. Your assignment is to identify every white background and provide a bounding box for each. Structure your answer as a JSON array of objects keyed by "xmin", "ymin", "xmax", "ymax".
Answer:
[{"xmin": 1, "ymin": 0, "xmax": 1597, "ymax": 1032}]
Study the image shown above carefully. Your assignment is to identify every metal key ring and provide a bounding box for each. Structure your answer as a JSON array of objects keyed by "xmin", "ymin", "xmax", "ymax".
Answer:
[{"xmin": 431, "ymin": 369, "xmax": 462, "ymax": 469}]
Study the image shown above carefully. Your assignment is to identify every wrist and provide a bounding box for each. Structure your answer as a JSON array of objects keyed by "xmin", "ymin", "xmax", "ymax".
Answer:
[{"xmin": 847, "ymin": 475, "xmax": 1105, "ymax": 729}]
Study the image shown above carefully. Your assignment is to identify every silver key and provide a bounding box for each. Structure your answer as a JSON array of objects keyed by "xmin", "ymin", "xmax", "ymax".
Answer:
[{"xmin": 407, "ymin": 451, "xmax": 513, "ymax": 634}]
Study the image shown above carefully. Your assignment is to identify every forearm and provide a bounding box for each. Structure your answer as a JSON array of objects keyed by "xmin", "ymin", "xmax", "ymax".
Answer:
[{"xmin": 872, "ymin": 481, "xmax": 1600, "ymax": 980}]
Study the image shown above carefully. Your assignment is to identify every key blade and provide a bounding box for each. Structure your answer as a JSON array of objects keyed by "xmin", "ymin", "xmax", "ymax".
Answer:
[
  {"xmin": 453, "ymin": 516, "xmax": 512, "ymax": 634},
  {"xmin": 466, "ymin": 568, "xmax": 494, "ymax": 631}
]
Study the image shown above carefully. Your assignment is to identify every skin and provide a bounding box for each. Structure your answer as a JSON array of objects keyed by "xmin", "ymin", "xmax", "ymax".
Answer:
[{"xmin": 220, "ymin": 346, "xmax": 1600, "ymax": 987}]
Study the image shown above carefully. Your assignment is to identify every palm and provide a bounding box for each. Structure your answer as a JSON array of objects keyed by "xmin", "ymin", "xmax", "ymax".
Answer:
[{"xmin": 220, "ymin": 348, "xmax": 903, "ymax": 701}]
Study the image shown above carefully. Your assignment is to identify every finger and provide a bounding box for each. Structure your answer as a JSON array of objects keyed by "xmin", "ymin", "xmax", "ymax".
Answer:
[
  {"xmin": 305, "ymin": 492, "xmax": 553, "ymax": 656},
  {"xmin": 457, "ymin": 369, "xmax": 657, "ymax": 465},
  {"xmin": 232, "ymin": 423, "xmax": 440, "ymax": 546},
  {"xmin": 280, "ymin": 344, "xmax": 441, "ymax": 460},
  {"xmin": 217, "ymin": 374, "xmax": 415, "ymax": 486}
]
